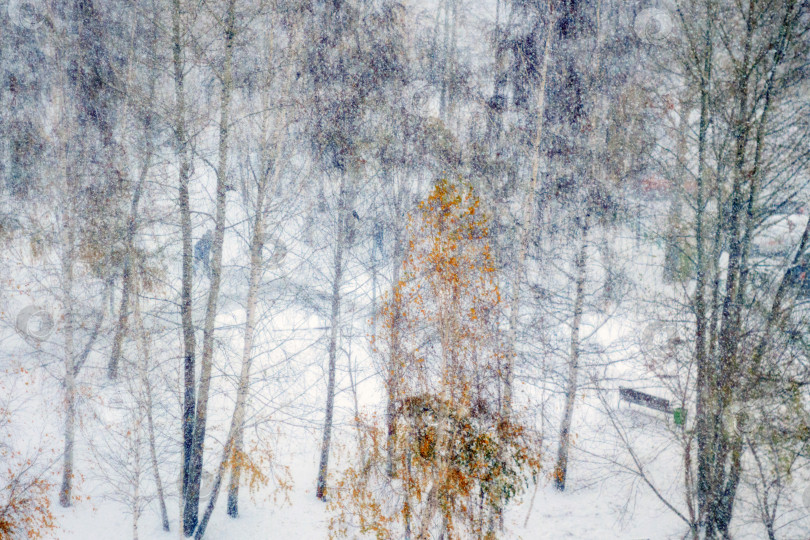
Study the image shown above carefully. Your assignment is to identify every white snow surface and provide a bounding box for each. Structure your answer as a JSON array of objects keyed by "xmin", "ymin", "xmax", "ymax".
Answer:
[{"xmin": 2, "ymin": 223, "xmax": 806, "ymax": 540}]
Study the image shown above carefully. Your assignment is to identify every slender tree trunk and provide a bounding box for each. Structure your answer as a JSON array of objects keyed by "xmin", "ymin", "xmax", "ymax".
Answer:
[
  {"xmin": 226, "ymin": 77, "xmax": 291, "ymax": 516},
  {"xmin": 132, "ymin": 408, "xmax": 143, "ymax": 540},
  {"xmin": 225, "ymin": 134, "xmax": 269, "ymax": 522},
  {"xmin": 316, "ymin": 176, "xmax": 348, "ymax": 500},
  {"xmin": 223, "ymin": 202, "xmax": 264, "ymax": 518},
  {"xmin": 59, "ymin": 237, "xmax": 76, "ymax": 508},
  {"xmin": 132, "ymin": 291, "xmax": 170, "ymax": 532},
  {"xmin": 554, "ymin": 212, "xmax": 590, "ymax": 491},
  {"xmin": 107, "ymin": 2, "xmax": 155, "ymax": 380},
  {"xmin": 385, "ymin": 224, "xmax": 404, "ymax": 477},
  {"xmin": 438, "ymin": 0, "xmax": 450, "ymax": 122},
  {"xmin": 183, "ymin": 0, "xmax": 236, "ymax": 534},
  {"xmin": 693, "ymin": 13, "xmax": 713, "ymax": 530},
  {"xmin": 172, "ymin": 0, "xmax": 197, "ymax": 522},
  {"xmin": 109, "ymin": 143, "xmax": 151, "ymax": 379},
  {"xmin": 503, "ymin": 16, "xmax": 554, "ymax": 417},
  {"xmin": 56, "ymin": 205, "xmax": 107, "ymax": 507},
  {"xmin": 59, "ymin": 137, "xmax": 78, "ymax": 506}
]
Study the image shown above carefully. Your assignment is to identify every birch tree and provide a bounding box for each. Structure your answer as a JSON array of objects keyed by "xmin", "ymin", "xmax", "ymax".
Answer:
[
  {"xmin": 182, "ymin": 0, "xmax": 238, "ymax": 534},
  {"xmin": 191, "ymin": 8, "xmax": 300, "ymax": 530}
]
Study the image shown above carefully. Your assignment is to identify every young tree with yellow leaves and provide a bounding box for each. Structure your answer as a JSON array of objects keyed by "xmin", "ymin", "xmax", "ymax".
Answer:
[{"xmin": 331, "ymin": 179, "xmax": 540, "ymax": 539}]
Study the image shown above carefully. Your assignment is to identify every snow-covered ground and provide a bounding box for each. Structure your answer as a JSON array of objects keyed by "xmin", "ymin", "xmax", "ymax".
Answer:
[
  {"xmin": 5, "ymin": 221, "xmax": 809, "ymax": 540},
  {"xmin": 46, "ymin": 428, "xmax": 687, "ymax": 540}
]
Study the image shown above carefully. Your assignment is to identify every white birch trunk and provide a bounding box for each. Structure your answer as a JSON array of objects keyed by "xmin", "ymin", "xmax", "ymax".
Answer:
[{"xmin": 227, "ymin": 73, "xmax": 291, "ymax": 516}]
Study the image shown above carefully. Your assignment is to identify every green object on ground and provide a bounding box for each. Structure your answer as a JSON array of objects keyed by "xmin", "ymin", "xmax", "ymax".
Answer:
[{"xmin": 673, "ymin": 407, "xmax": 686, "ymax": 426}]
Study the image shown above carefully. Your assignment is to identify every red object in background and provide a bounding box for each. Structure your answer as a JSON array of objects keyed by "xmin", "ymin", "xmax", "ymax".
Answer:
[{"xmin": 641, "ymin": 175, "xmax": 670, "ymax": 193}]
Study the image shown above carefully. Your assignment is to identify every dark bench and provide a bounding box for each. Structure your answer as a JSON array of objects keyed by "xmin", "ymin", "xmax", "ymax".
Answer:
[
  {"xmin": 619, "ymin": 387, "xmax": 672, "ymax": 413},
  {"xmin": 619, "ymin": 387, "xmax": 687, "ymax": 426}
]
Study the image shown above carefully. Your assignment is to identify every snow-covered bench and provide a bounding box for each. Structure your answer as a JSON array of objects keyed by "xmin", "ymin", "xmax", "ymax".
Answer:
[
  {"xmin": 619, "ymin": 387, "xmax": 671, "ymax": 413},
  {"xmin": 619, "ymin": 387, "xmax": 687, "ymax": 426}
]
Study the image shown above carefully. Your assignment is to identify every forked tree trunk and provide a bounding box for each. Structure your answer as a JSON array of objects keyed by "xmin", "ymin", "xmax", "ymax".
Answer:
[
  {"xmin": 194, "ymin": 206, "xmax": 272, "ymax": 535},
  {"xmin": 172, "ymin": 0, "xmax": 197, "ymax": 523},
  {"xmin": 195, "ymin": 257, "xmax": 266, "ymax": 535},
  {"xmin": 226, "ymin": 60, "xmax": 292, "ymax": 514},
  {"xmin": 554, "ymin": 212, "xmax": 589, "ymax": 491},
  {"xmin": 223, "ymin": 176, "xmax": 266, "ymax": 518},
  {"xmin": 183, "ymin": 0, "xmax": 237, "ymax": 534},
  {"xmin": 706, "ymin": 11, "xmax": 791, "ymax": 531}
]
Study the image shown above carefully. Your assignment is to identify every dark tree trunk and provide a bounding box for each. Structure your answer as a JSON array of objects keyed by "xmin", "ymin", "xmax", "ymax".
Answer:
[
  {"xmin": 172, "ymin": 0, "xmax": 197, "ymax": 530},
  {"xmin": 182, "ymin": 0, "xmax": 236, "ymax": 534},
  {"xmin": 316, "ymin": 176, "xmax": 348, "ymax": 500},
  {"xmin": 554, "ymin": 212, "xmax": 589, "ymax": 491}
]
